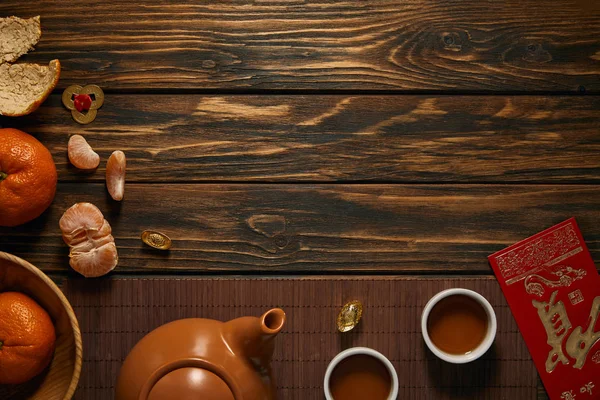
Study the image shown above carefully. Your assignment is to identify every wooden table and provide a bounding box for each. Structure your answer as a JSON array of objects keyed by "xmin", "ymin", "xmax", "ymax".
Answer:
[{"xmin": 1, "ymin": 1, "xmax": 599, "ymax": 399}]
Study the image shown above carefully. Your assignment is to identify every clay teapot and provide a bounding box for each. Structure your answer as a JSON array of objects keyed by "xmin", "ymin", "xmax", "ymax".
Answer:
[{"xmin": 115, "ymin": 308, "xmax": 286, "ymax": 400}]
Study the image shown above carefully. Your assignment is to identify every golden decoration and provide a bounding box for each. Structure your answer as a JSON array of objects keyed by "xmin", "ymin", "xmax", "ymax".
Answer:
[
  {"xmin": 565, "ymin": 296, "xmax": 600, "ymax": 369},
  {"xmin": 525, "ymin": 265, "xmax": 586, "ymax": 297},
  {"xmin": 337, "ymin": 300, "xmax": 363, "ymax": 332},
  {"xmin": 62, "ymin": 84, "xmax": 105, "ymax": 124},
  {"xmin": 534, "ymin": 291, "xmax": 600, "ymax": 372},
  {"xmin": 532, "ymin": 291, "xmax": 572, "ymax": 372},
  {"xmin": 495, "ymin": 222, "xmax": 580, "ymax": 285},
  {"xmin": 141, "ymin": 230, "xmax": 172, "ymax": 250}
]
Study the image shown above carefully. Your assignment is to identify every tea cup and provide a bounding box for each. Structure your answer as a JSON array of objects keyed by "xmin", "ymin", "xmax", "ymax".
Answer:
[
  {"xmin": 421, "ymin": 288, "xmax": 497, "ymax": 364},
  {"xmin": 324, "ymin": 347, "xmax": 399, "ymax": 400}
]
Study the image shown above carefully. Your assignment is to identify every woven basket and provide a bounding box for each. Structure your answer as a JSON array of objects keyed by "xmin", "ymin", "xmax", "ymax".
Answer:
[{"xmin": 0, "ymin": 252, "xmax": 82, "ymax": 400}]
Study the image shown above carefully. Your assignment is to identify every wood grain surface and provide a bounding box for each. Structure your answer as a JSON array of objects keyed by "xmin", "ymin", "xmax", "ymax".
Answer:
[
  {"xmin": 1, "ymin": 0, "xmax": 599, "ymax": 91},
  {"xmin": 1, "ymin": 184, "xmax": 598, "ymax": 274},
  {"xmin": 2, "ymin": 1, "xmax": 598, "ymax": 398},
  {"xmin": 2, "ymin": 95, "xmax": 599, "ymax": 183}
]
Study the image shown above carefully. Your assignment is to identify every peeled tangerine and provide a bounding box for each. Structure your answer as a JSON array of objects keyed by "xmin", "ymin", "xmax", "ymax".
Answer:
[
  {"xmin": 68, "ymin": 134, "xmax": 100, "ymax": 170},
  {"xmin": 59, "ymin": 202, "xmax": 118, "ymax": 277},
  {"xmin": 106, "ymin": 150, "xmax": 126, "ymax": 201}
]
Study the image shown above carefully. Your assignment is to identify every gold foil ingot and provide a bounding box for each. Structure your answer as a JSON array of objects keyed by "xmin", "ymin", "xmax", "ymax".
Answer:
[
  {"xmin": 62, "ymin": 84, "xmax": 105, "ymax": 124},
  {"xmin": 141, "ymin": 230, "xmax": 172, "ymax": 250},
  {"xmin": 337, "ymin": 300, "xmax": 363, "ymax": 332}
]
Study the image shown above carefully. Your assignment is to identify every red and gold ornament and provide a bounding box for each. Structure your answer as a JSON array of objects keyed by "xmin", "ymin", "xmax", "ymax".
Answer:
[{"xmin": 62, "ymin": 84, "xmax": 104, "ymax": 124}]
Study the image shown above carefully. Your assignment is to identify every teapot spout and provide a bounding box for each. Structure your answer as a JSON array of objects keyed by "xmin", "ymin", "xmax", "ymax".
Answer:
[
  {"xmin": 224, "ymin": 308, "xmax": 286, "ymax": 365},
  {"xmin": 260, "ymin": 308, "xmax": 286, "ymax": 336}
]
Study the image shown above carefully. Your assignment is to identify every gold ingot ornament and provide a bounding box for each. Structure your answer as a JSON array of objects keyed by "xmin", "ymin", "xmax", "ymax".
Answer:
[
  {"xmin": 62, "ymin": 84, "xmax": 104, "ymax": 124},
  {"xmin": 141, "ymin": 230, "xmax": 172, "ymax": 250},
  {"xmin": 337, "ymin": 300, "xmax": 363, "ymax": 332}
]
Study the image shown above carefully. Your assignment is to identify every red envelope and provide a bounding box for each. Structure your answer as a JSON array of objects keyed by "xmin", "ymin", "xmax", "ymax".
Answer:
[{"xmin": 489, "ymin": 218, "xmax": 600, "ymax": 400}]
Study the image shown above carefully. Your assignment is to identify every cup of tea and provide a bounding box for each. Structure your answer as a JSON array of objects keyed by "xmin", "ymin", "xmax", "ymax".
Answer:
[
  {"xmin": 421, "ymin": 288, "xmax": 497, "ymax": 363},
  {"xmin": 324, "ymin": 347, "xmax": 399, "ymax": 400}
]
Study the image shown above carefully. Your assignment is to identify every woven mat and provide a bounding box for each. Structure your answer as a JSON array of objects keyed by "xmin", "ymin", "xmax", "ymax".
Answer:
[{"xmin": 61, "ymin": 276, "xmax": 538, "ymax": 400}]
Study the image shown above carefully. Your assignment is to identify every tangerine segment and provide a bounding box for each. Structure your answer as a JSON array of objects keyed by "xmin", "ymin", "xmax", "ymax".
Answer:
[
  {"xmin": 68, "ymin": 219, "xmax": 114, "ymax": 252},
  {"xmin": 68, "ymin": 134, "xmax": 100, "ymax": 170},
  {"xmin": 106, "ymin": 150, "xmax": 126, "ymax": 201},
  {"xmin": 59, "ymin": 202, "xmax": 118, "ymax": 278},
  {"xmin": 59, "ymin": 202, "xmax": 104, "ymax": 239},
  {"xmin": 70, "ymin": 242, "xmax": 118, "ymax": 278},
  {"xmin": 0, "ymin": 292, "xmax": 56, "ymax": 385}
]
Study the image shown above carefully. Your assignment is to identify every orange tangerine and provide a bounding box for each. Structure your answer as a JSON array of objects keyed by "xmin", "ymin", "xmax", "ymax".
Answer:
[
  {"xmin": 0, "ymin": 128, "xmax": 57, "ymax": 227},
  {"xmin": 0, "ymin": 292, "xmax": 56, "ymax": 384}
]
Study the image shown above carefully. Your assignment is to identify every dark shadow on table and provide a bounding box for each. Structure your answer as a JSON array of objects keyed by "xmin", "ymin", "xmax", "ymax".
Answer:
[
  {"xmin": 424, "ymin": 341, "xmax": 497, "ymax": 398},
  {"xmin": 0, "ymin": 209, "xmax": 63, "ymax": 267},
  {"xmin": 104, "ymin": 194, "xmax": 123, "ymax": 217},
  {"xmin": 0, "ymin": 362, "xmax": 50, "ymax": 400},
  {"xmin": 0, "ymin": 205, "xmax": 53, "ymax": 238},
  {"xmin": 63, "ymin": 274, "xmax": 116, "ymax": 301},
  {"xmin": 339, "ymin": 322, "xmax": 363, "ymax": 351},
  {"xmin": 141, "ymin": 247, "xmax": 171, "ymax": 258}
]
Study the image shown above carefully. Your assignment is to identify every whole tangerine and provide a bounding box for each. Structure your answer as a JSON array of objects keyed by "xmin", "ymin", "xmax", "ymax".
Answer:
[
  {"xmin": 0, "ymin": 128, "xmax": 57, "ymax": 227},
  {"xmin": 0, "ymin": 291, "xmax": 56, "ymax": 384}
]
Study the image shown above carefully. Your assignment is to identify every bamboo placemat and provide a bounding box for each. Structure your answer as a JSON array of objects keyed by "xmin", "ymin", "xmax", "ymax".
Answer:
[{"xmin": 60, "ymin": 276, "xmax": 538, "ymax": 400}]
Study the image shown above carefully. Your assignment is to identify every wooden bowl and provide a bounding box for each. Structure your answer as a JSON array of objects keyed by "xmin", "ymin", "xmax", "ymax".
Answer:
[{"xmin": 0, "ymin": 252, "xmax": 82, "ymax": 400}]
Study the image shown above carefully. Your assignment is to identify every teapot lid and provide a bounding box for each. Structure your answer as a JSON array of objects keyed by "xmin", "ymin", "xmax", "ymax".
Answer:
[
  {"xmin": 148, "ymin": 367, "xmax": 234, "ymax": 400},
  {"xmin": 139, "ymin": 358, "xmax": 240, "ymax": 400}
]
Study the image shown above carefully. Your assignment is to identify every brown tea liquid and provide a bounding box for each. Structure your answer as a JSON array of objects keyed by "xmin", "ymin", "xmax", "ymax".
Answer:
[
  {"xmin": 329, "ymin": 354, "xmax": 392, "ymax": 400},
  {"xmin": 427, "ymin": 294, "xmax": 488, "ymax": 355}
]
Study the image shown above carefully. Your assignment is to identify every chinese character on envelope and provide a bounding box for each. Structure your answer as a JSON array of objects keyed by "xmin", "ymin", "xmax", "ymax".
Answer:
[{"xmin": 489, "ymin": 218, "xmax": 600, "ymax": 399}]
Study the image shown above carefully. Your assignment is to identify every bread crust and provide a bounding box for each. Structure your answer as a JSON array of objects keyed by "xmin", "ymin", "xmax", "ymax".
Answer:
[
  {"xmin": 0, "ymin": 59, "xmax": 61, "ymax": 117},
  {"xmin": 0, "ymin": 16, "xmax": 41, "ymax": 64},
  {"xmin": 0, "ymin": 15, "xmax": 60, "ymax": 117}
]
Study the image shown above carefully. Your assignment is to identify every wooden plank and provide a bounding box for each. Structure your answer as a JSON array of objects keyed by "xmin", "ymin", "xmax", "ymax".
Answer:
[
  {"xmin": 1, "ymin": 0, "xmax": 599, "ymax": 91},
  {"xmin": 2, "ymin": 95, "xmax": 600, "ymax": 183},
  {"xmin": 1, "ymin": 184, "xmax": 598, "ymax": 273}
]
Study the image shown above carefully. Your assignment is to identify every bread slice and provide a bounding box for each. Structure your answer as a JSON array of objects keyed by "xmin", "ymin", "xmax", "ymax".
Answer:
[
  {"xmin": 0, "ymin": 16, "xmax": 60, "ymax": 117},
  {"xmin": 0, "ymin": 59, "xmax": 60, "ymax": 116},
  {"xmin": 0, "ymin": 16, "xmax": 41, "ymax": 64}
]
